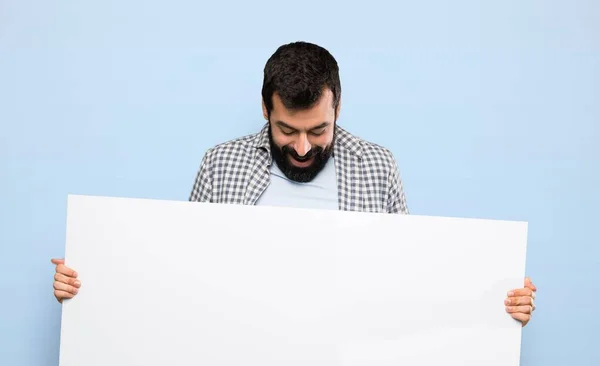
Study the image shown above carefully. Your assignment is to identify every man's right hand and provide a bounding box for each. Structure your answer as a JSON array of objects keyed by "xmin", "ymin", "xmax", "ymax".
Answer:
[{"xmin": 51, "ymin": 258, "xmax": 81, "ymax": 303}]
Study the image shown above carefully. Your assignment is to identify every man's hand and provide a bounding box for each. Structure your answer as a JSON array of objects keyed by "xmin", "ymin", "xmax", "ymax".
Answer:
[
  {"xmin": 51, "ymin": 258, "xmax": 81, "ymax": 303},
  {"xmin": 505, "ymin": 277, "xmax": 536, "ymax": 327}
]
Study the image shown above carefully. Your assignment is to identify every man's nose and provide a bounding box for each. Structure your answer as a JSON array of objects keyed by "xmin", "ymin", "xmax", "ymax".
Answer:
[{"xmin": 294, "ymin": 134, "xmax": 311, "ymax": 156}]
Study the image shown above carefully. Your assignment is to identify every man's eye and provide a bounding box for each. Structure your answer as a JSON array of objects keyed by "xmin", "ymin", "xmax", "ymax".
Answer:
[
  {"xmin": 310, "ymin": 128, "xmax": 326, "ymax": 136},
  {"xmin": 281, "ymin": 129, "xmax": 295, "ymax": 135}
]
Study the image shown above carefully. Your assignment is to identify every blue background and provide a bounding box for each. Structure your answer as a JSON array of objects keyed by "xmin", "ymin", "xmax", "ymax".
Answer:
[{"xmin": 1, "ymin": 1, "xmax": 598, "ymax": 365}]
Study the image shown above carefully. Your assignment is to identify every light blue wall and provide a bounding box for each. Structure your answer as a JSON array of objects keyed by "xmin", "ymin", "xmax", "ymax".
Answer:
[{"xmin": 1, "ymin": 1, "xmax": 598, "ymax": 365}]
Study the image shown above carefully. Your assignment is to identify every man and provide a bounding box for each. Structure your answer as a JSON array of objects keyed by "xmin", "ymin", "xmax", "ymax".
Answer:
[{"xmin": 51, "ymin": 41, "xmax": 537, "ymax": 326}]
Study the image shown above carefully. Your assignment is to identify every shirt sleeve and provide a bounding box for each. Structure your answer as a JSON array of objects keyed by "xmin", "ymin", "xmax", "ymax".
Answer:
[{"xmin": 189, "ymin": 150, "xmax": 213, "ymax": 202}]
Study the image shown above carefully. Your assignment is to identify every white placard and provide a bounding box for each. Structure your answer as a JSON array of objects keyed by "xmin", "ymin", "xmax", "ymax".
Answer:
[{"xmin": 59, "ymin": 195, "xmax": 527, "ymax": 366}]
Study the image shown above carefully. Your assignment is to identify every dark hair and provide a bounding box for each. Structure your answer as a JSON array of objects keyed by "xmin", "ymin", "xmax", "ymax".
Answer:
[{"xmin": 262, "ymin": 41, "xmax": 341, "ymax": 117}]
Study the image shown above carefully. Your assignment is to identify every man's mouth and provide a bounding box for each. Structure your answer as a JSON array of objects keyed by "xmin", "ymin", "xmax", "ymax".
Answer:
[{"xmin": 290, "ymin": 155, "xmax": 314, "ymax": 167}]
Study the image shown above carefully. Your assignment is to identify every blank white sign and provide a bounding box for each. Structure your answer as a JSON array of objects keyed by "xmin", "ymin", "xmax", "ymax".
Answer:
[{"xmin": 59, "ymin": 195, "xmax": 527, "ymax": 366}]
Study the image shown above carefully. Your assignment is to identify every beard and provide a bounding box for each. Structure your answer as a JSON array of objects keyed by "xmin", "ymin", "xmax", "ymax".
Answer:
[{"xmin": 268, "ymin": 127, "xmax": 334, "ymax": 183}]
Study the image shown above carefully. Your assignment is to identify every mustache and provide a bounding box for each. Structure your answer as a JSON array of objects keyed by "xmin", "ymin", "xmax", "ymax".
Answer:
[{"xmin": 281, "ymin": 145, "xmax": 324, "ymax": 162}]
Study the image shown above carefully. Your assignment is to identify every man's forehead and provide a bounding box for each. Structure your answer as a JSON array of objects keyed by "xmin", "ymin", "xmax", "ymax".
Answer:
[{"xmin": 271, "ymin": 93, "xmax": 335, "ymax": 128}]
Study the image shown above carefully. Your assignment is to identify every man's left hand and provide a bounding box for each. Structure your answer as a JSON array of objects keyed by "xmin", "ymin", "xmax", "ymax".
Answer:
[{"xmin": 505, "ymin": 277, "xmax": 537, "ymax": 327}]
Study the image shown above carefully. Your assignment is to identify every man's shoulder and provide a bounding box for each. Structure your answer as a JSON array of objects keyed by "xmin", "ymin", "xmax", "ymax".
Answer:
[
  {"xmin": 202, "ymin": 127, "xmax": 267, "ymax": 164},
  {"xmin": 335, "ymin": 126, "xmax": 398, "ymax": 169}
]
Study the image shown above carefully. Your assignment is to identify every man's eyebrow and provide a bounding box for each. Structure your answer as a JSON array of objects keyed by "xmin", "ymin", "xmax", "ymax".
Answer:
[
  {"xmin": 275, "ymin": 121, "xmax": 330, "ymax": 131},
  {"xmin": 275, "ymin": 121, "xmax": 297, "ymax": 130},
  {"xmin": 309, "ymin": 122, "xmax": 330, "ymax": 130}
]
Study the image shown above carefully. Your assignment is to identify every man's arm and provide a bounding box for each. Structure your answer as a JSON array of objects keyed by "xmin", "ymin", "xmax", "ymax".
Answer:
[
  {"xmin": 386, "ymin": 155, "xmax": 409, "ymax": 214},
  {"xmin": 189, "ymin": 150, "xmax": 213, "ymax": 202}
]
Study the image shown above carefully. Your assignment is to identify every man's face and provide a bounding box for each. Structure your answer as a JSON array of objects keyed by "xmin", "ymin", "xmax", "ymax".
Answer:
[{"xmin": 263, "ymin": 89, "xmax": 338, "ymax": 183}]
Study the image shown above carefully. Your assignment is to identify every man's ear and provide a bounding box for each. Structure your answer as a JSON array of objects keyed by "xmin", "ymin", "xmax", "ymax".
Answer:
[{"xmin": 262, "ymin": 99, "xmax": 268, "ymax": 120}]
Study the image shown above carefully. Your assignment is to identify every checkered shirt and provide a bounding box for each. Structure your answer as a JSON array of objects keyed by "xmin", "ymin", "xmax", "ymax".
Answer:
[{"xmin": 189, "ymin": 123, "xmax": 409, "ymax": 214}]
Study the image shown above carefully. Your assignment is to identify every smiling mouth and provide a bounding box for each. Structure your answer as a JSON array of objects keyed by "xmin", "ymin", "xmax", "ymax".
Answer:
[{"xmin": 290, "ymin": 155, "xmax": 314, "ymax": 167}]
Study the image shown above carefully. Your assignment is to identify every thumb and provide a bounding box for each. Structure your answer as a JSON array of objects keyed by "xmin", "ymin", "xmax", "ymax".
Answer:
[
  {"xmin": 525, "ymin": 277, "xmax": 536, "ymax": 291},
  {"xmin": 51, "ymin": 258, "xmax": 65, "ymax": 265}
]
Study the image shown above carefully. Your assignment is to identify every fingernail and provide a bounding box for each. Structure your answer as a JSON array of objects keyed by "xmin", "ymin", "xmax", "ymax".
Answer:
[
  {"xmin": 74, "ymin": 280, "xmax": 81, "ymax": 287},
  {"xmin": 505, "ymin": 299, "xmax": 511, "ymax": 305},
  {"xmin": 73, "ymin": 271, "xmax": 78, "ymax": 277},
  {"xmin": 507, "ymin": 291, "xmax": 514, "ymax": 297}
]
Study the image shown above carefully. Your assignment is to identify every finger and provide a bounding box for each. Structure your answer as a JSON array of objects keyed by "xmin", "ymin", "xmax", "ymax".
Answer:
[
  {"xmin": 51, "ymin": 258, "xmax": 65, "ymax": 265},
  {"xmin": 510, "ymin": 312, "xmax": 531, "ymax": 327},
  {"xmin": 53, "ymin": 281, "xmax": 79, "ymax": 295},
  {"xmin": 56, "ymin": 264, "xmax": 78, "ymax": 278},
  {"xmin": 54, "ymin": 273, "xmax": 81, "ymax": 288},
  {"xmin": 505, "ymin": 305, "xmax": 533, "ymax": 314},
  {"xmin": 507, "ymin": 288, "xmax": 533, "ymax": 297},
  {"xmin": 505, "ymin": 296, "xmax": 533, "ymax": 306},
  {"xmin": 525, "ymin": 277, "xmax": 537, "ymax": 291},
  {"xmin": 54, "ymin": 290, "xmax": 75, "ymax": 302}
]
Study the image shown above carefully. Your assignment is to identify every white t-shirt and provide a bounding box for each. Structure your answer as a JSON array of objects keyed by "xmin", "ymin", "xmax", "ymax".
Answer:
[{"xmin": 255, "ymin": 158, "xmax": 338, "ymax": 210}]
